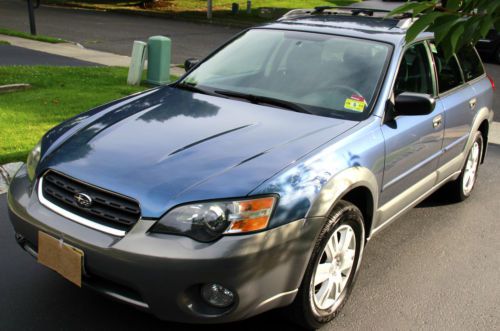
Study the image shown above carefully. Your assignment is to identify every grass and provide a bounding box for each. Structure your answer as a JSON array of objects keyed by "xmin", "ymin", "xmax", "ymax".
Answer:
[
  {"xmin": 0, "ymin": 28, "xmax": 66, "ymax": 44},
  {"xmin": 44, "ymin": 0, "xmax": 359, "ymax": 26},
  {"xmin": 0, "ymin": 66, "xmax": 149, "ymax": 164},
  {"xmin": 0, "ymin": 40, "xmax": 10, "ymax": 45}
]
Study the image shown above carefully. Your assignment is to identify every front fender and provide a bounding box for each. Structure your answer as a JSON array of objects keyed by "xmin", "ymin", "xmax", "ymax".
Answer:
[{"xmin": 306, "ymin": 166, "xmax": 379, "ymax": 223}]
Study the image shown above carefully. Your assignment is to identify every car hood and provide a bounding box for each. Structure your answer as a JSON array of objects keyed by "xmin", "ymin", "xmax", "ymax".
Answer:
[{"xmin": 41, "ymin": 87, "xmax": 357, "ymax": 217}]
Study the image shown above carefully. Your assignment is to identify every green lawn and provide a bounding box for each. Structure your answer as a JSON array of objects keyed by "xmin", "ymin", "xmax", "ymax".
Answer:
[
  {"xmin": 0, "ymin": 66, "xmax": 148, "ymax": 164},
  {"xmin": 45, "ymin": 0, "xmax": 359, "ymax": 25},
  {"xmin": 46, "ymin": 0, "xmax": 355, "ymax": 9},
  {"xmin": 0, "ymin": 28, "xmax": 66, "ymax": 43}
]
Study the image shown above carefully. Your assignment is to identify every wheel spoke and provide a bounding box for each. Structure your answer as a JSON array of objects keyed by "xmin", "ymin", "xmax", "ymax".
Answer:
[
  {"xmin": 333, "ymin": 231, "xmax": 341, "ymax": 253},
  {"xmin": 325, "ymin": 238, "xmax": 336, "ymax": 260},
  {"xmin": 332, "ymin": 272, "xmax": 343, "ymax": 300},
  {"xmin": 340, "ymin": 228, "xmax": 354, "ymax": 253},
  {"xmin": 314, "ymin": 263, "xmax": 332, "ymax": 286},
  {"xmin": 340, "ymin": 249, "xmax": 355, "ymax": 272},
  {"xmin": 316, "ymin": 277, "xmax": 334, "ymax": 306}
]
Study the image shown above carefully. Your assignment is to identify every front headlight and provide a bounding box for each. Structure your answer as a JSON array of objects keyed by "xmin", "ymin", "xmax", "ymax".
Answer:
[
  {"xmin": 150, "ymin": 196, "xmax": 277, "ymax": 242},
  {"xmin": 26, "ymin": 140, "xmax": 42, "ymax": 181}
]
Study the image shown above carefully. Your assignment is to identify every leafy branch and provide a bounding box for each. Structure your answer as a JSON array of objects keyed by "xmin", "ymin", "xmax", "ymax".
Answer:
[{"xmin": 387, "ymin": 0, "xmax": 500, "ymax": 58}]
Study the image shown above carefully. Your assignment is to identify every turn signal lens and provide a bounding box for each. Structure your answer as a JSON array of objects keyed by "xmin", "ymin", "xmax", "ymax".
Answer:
[{"xmin": 226, "ymin": 197, "xmax": 275, "ymax": 233}]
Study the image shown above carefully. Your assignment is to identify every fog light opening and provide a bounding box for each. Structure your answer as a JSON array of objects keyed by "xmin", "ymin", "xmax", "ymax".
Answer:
[{"xmin": 201, "ymin": 283, "xmax": 235, "ymax": 308}]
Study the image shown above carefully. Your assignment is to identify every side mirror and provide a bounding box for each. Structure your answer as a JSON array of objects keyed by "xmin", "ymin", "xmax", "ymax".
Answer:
[
  {"xmin": 184, "ymin": 58, "xmax": 200, "ymax": 72},
  {"xmin": 394, "ymin": 92, "xmax": 436, "ymax": 116}
]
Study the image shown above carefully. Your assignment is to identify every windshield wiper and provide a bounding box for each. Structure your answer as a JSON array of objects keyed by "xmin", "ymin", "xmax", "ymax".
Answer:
[
  {"xmin": 214, "ymin": 89, "xmax": 312, "ymax": 114},
  {"xmin": 176, "ymin": 82, "xmax": 219, "ymax": 96}
]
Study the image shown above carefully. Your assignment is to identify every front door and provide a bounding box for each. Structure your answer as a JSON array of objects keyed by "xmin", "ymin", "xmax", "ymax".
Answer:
[{"xmin": 380, "ymin": 42, "xmax": 445, "ymax": 207}]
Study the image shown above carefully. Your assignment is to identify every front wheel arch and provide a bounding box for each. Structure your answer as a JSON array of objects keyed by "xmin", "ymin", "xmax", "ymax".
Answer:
[
  {"xmin": 307, "ymin": 167, "xmax": 379, "ymax": 240},
  {"xmin": 339, "ymin": 186, "xmax": 374, "ymax": 240}
]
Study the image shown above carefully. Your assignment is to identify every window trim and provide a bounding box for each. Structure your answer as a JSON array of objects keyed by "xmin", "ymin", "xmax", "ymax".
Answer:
[
  {"xmin": 391, "ymin": 39, "xmax": 437, "ymax": 98},
  {"xmin": 456, "ymin": 45, "xmax": 486, "ymax": 83},
  {"xmin": 427, "ymin": 40, "xmax": 468, "ymax": 97}
]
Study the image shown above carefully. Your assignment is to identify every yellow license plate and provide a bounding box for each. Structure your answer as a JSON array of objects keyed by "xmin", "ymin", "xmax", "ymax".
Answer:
[{"xmin": 37, "ymin": 231, "xmax": 84, "ymax": 287}]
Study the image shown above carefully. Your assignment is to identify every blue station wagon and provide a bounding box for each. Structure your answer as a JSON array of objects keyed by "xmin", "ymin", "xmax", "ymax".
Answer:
[{"xmin": 7, "ymin": 6, "xmax": 494, "ymax": 329}]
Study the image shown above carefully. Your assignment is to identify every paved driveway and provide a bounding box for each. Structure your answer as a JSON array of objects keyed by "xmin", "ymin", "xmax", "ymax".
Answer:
[{"xmin": 0, "ymin": 44, "xmax": 101, "ymax": 66}]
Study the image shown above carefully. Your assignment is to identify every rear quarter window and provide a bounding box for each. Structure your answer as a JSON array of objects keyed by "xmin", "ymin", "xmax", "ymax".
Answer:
[{"xmin": 457, "ymin": 46, "xmax": 485, "ymax": 81}]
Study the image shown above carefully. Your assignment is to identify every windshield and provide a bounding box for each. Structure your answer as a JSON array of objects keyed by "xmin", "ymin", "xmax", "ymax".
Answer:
[{"xmin": 180, "ymin": 29, "xmax": 391, "ymax": 120}]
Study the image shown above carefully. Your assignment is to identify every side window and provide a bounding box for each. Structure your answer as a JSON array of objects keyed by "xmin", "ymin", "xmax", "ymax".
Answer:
[
  {"xmin": 430, "ymin": 42, "xmax": 464, "ymax": 93},
  {"xmin": 457, "ymin": 46, "xmax": 485, "ymax": 81},
  {"xmin": 395, "ymin": 43, "xmax": 434, "ymax": 95}
]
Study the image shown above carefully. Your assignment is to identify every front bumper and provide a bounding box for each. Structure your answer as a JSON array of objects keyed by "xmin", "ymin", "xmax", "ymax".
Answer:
[{"xmin": 7, "ymin": 165, "xmax": 323, "ymax": 323}]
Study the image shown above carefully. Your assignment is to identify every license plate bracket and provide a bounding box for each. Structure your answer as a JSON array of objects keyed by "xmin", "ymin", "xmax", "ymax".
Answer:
[{"xmin": 37, "ymin": 231, "xmax": 84, "ymax": 287}]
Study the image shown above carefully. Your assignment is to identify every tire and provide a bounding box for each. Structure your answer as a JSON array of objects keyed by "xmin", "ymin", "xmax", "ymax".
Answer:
[
  {"xmin": 448, "ymin": 131, "xmax": 483, "ymax": 202},
  {"xmin": 289, "ymin": 200, "xmax": 365, "ymax": 330}
]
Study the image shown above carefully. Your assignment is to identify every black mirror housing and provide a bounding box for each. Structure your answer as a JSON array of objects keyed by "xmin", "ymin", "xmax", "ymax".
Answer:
[
  {"xmin": 184, "ymin": 58, "xmax": 200, "ymax": 72},
  {"xmin": 394, "ymin": 92, "xmax": 436, "ymax": 116}
]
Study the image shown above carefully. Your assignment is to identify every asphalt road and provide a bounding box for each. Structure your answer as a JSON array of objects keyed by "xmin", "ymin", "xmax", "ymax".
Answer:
[
  {"xmin": 1, "ymin": 145, "xmax": 499, "ymax": 330},
  {"xmin": 0, "ymin": 44, "xmax": 101, "ymax": 66},
  {"xmin": 0, "ymin": 0, "xmax": 239, "ymax": 64}
]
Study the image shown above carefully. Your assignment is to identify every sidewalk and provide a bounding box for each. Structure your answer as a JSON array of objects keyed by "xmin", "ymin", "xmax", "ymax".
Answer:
[{"xmin": 0, "ymin": 35, "xmax": 185, "ymax": 76}]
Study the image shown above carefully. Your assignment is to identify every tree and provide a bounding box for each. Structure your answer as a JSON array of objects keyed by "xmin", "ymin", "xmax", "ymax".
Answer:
[{"xmin": 388, "ymin": 0, "xmax": 500, "ymax": 58}]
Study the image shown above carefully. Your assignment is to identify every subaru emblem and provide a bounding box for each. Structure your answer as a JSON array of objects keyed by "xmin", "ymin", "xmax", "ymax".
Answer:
[{"xmin": 74, "ymin": 193, "xmax": 93, "ymax": 208}]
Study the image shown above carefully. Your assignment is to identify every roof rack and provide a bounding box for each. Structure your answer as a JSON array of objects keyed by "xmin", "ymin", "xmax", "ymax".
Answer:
[
  {"xmin": 278, "ymin": 6, "xmax": 414, "ymax": 28},
  {"xmin": 314, "ymin": 6, "xmax": 392, "ymax": 15}
]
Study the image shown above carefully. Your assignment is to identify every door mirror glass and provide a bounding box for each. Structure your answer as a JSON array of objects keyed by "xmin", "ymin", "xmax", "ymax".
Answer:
[{"xmin": 394, "ymin": 92, "xmax": 436, "ymax": 116}]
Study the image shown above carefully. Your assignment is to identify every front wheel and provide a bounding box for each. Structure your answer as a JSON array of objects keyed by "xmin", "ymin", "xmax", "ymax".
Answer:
[{"xmin": 289, "ymin": 200, "xmax": 365, "ymax": 330}]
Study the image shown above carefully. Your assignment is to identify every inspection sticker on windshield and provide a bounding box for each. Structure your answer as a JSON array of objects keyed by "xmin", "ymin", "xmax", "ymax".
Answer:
[{"xmin": 344, "ymin": 95, "xmax": 366, "ymax": 112}]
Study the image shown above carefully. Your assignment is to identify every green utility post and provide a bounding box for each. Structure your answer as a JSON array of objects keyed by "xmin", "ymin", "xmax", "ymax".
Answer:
[{"xmin": 147, "ymin": 36, "xmax": 171, "ymax": 85}]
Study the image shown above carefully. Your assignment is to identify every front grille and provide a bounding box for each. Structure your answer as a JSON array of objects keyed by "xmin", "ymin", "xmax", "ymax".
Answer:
[{"xmin": 41, "ymin": 171, "xmax": 141, "ymax": 233}]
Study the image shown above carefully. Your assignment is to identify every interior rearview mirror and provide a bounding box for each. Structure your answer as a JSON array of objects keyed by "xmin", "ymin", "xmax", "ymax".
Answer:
[
  {"xmin": 394, "ymin": 92, "xmax": 436, "ymax": 116},
  {"xmin": 184, "ymin": 58, "xmax": 200, "ymax": 72}
]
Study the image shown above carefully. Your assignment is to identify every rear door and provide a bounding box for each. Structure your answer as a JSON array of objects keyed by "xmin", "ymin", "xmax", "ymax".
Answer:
[
  {"xmin": 456, "ymin": 45, "xmax": 492, "ymax": 133},
  {"xmin": 429, "ymin": 43, "xmax": 476, "ymax": 167}
]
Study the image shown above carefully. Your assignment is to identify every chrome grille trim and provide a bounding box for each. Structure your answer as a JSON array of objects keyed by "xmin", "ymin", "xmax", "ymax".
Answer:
[{"xmin": 38, "ymin": 177, "xmax": 127, "ymax": 237}]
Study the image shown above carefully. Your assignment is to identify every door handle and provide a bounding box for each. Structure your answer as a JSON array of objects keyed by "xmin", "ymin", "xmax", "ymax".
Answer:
[
  {"xmin": 469, "ymin": 98, "xmax": 477, "ymax": 110},
  {"xmin": 432, "ymin": 115, "xmax": 443, "ymax": 129}
]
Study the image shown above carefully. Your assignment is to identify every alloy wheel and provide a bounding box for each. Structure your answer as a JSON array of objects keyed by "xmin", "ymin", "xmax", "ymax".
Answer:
[
  {"xmin": 312, "ymin": 224, "xmax": 356, "ymax": 310},
  {"xmin": 463, "ymin": 141, "xmax": 480, "ymax": 196}
]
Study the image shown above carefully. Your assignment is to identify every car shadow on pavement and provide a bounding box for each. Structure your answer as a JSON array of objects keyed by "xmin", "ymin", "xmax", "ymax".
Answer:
[{"xmin": 415, "ymin": 183, "xmax": 462, "ymax": 208}]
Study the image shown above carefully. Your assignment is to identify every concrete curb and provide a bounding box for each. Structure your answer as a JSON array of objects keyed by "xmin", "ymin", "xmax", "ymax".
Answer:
[
  {"xmin": 0, "ymin": 84, "xmax": 31, "ymax": 94},
  {"xmin": 0, "ymin": 35, "xmax": 131, "ymax": 67},
  {"xmin": 490, "ymin": 122, "xmax": 500, "ymax": 145},
  {"xmin": 0, "ymin": 162, "xmax": 23, "ymax": 194}
]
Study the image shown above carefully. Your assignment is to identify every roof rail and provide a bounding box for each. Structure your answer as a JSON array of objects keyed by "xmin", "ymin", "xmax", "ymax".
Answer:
[
  {"xmin": 314, "ymin": 6, "xmax": 392, "ymax": 15},
  {"xmin": 279, "ymin": 6, "xmax": 413, "ymax": 21}
]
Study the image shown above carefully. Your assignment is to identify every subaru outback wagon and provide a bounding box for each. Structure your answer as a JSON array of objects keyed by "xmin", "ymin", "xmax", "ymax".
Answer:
[{"xmin": 7, "ymin": 6, "xmax": 494, "ymax": 330}]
